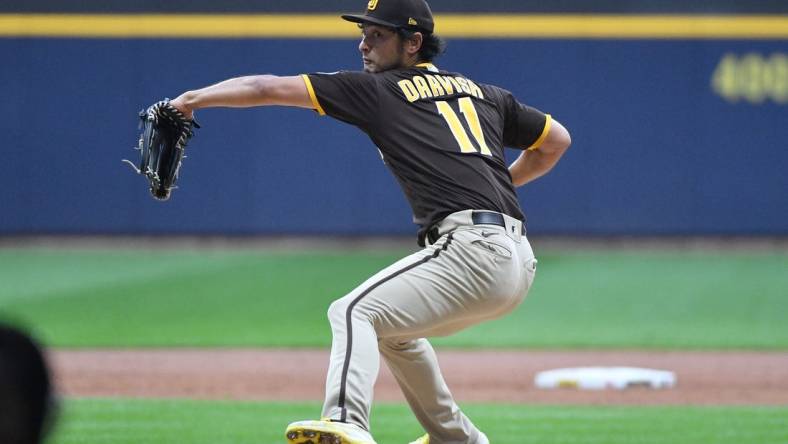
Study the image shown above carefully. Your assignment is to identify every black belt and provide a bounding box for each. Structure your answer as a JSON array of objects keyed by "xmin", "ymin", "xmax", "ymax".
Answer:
[{"xmin": 426, "ymin": 211, "xmax": 525, "ymax": 245}]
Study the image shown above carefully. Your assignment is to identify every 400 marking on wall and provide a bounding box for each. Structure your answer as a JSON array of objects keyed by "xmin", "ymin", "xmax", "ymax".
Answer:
[{"xmin": 712, "ymin": 53, "xmax": 788, "ymax": 105}]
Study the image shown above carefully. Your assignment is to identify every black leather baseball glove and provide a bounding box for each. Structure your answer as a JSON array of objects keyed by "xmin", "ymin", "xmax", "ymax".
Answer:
[{"xmin": 124, "ymin": 100, "xmax": 199, "ymax": 201}]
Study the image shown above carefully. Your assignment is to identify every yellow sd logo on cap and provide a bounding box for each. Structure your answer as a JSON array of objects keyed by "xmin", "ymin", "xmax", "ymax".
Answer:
[{"xmin": 367, "ymin": 0, "xmax": 379, "ymax": 11}]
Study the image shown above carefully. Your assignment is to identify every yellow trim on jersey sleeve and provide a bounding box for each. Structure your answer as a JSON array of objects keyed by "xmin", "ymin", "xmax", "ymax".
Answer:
[
  {"xmin": 301, "ymin": 74, "xmax": 326, "ymax": 116},
  {"xmin": 527, "ymin": 114, "xmax": 553, "ymax": 151}
]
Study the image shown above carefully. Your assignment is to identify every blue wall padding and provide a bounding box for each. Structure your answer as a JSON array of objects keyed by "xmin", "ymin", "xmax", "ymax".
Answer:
[{"xmin": 1, "ymin": 38, "xmax": 786, "ymax": 236}]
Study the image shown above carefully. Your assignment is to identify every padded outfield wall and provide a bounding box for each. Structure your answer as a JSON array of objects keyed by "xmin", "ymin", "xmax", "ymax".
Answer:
[{"xmin": 1, "ymin": 1, "xmax": 786, "ymax": 237}]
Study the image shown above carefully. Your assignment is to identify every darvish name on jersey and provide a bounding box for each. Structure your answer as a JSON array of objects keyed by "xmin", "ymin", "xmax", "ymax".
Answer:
[{"xmin": 397, "ymin": 74, "xmax": 484, "ymax": 102}]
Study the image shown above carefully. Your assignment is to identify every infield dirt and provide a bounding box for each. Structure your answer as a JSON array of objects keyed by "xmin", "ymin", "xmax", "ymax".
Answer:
[{"xmin": 51, "ymin": 349, "xmax": 788, "ymax": 405}]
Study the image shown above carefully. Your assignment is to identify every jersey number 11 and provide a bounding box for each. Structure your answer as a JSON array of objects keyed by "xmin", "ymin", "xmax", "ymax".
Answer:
[{"xmin": 436, "ymin": 97, "xmax": 492, "ymax": 156}]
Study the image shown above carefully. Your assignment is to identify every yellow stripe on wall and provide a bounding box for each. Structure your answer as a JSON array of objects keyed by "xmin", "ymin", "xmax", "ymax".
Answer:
[
  {"xmin": 439, "ymin": 15, "xmax": 788, "ymax": 39},
  {"xmin": 0, "ymin": 14, "xmax": 787, "ymax": 39},
  {"xmin": 0, "ymin": 14, "xmax": 347, "ymax": 38}
]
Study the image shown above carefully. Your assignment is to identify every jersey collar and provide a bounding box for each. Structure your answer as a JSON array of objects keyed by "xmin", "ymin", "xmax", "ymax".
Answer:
[{"xmin": 415, "ymin": 62, "xmax": 439, "ymax": 73}]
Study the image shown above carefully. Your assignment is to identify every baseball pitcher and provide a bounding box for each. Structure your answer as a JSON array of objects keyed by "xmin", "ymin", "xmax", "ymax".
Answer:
[{"xmin": 167, "ymin": 0, "xmax": 572, "ymax": 443}]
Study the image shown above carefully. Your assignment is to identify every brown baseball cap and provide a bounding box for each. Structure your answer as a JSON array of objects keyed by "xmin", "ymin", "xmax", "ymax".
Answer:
[{"xmin": 342, "ymin": 0, "xmax": 435, "ymax": 34}]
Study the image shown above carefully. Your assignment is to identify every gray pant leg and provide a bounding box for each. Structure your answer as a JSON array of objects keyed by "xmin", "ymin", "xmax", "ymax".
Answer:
[
  {"xmin": 322, "ymin": 251, "xmax": 431, "ymax": 429},
  {"xmin": 380, "ymin": 338, "xmax": 484, "ymax": 444},
  {"xmin": 321, "ymin": 223, "xmax": 536, "ymax": 443}
]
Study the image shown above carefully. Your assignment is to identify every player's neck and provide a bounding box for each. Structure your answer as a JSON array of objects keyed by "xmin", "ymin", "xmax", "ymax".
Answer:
[{"xmin": 400, "ymin": 53, "xmax": 422, "ymax": 69}]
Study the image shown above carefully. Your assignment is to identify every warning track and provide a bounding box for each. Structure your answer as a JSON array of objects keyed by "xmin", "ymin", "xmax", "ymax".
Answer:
[{"xmin": 50, "ymin": 349, "xmax": 788, "ymax": 405}]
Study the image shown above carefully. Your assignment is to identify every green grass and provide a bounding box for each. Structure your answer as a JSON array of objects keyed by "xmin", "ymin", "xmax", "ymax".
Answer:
[
  {"xmin": 1, "ymin": 249, "xmax": 786, "ymax": 349},
  {"xmin": 49, "ymin": 399, "xmax": 788, "ymax": 444}
]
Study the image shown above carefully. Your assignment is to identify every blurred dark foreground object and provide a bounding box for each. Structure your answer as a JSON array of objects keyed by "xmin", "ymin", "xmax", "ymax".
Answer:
[{"xmin": 0, "ymin": 324, "xmax": 57, "ymax": 444}]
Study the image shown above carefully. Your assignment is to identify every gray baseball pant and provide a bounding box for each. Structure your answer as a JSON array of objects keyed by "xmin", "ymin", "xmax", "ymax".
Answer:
[{"xmin": 321, "ymin": 210, "xmax": 537, "ymax": 444}]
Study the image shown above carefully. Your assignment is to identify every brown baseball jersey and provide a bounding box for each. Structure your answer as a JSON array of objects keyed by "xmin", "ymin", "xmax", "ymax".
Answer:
[{"xmin": 302, "ymin": 63, "xmax": 551, "ymax": 245}]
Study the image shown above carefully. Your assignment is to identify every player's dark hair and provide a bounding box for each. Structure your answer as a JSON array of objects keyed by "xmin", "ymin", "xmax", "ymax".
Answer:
[
  {"xmin": 398, "ymin": 29, "xmax": 446, "ymax": 62},
  {"xmin": 0, "ymin": 324, "xmax": 57, "ymax": 444}
]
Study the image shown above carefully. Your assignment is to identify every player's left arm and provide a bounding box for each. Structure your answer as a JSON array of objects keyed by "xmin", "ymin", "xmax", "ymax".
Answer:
[
  {"xmin": 508, "ymin": 118, "xmax": 571, "ymax": 187},
  {"xmin": 169, "ymin": 75, "xmax": 314, "ymax": 119}
]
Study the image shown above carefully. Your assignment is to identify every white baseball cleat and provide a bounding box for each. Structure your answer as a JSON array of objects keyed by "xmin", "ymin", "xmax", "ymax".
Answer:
[
  {"xmin": 409, "ymin": 434, "xmax": 429, "ymax": 444},
  {"xmin": 285, "ymin": 419, "xmax": 377, "ymax": 444}
]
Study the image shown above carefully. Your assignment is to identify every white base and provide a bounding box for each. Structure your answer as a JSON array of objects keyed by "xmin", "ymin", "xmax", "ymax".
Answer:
[{"xmin": 534, "ymin": 367, "xmax": 676, "ymax": 390}]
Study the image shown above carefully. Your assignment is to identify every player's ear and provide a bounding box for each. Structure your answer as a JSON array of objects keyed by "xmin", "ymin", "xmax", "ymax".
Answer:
[{"xmin": 405, "ymin": 32, "xmax": 424, "ymax": 57}]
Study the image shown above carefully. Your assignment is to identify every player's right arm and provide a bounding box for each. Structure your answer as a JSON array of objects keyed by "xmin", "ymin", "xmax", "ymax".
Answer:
[
  {"xmin": 170, "ymin": 75, "xmax": 315, "ymax": 119},
  {"xmin": 493, "ymin": 87, "xmax": 572, "ymax": 187},
  {"xmin": 508, "ymin": 119, "xmax": 571, "ymax": 187}
]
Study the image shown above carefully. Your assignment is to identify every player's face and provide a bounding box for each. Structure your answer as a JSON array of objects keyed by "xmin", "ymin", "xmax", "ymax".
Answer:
[{"xmin": 358, "ymin": 24, "xmax": 406, "ymax": 73}]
